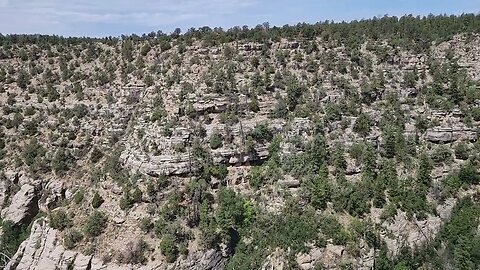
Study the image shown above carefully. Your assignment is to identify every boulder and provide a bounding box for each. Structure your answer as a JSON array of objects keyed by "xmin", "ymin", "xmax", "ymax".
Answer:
[
  {"xmin": 296, "ymin": 253, "xmax": 313, "ymax": 269},
  {"xmin": 346, "ymin": 160, "xmax": 361, "ymax": 175},
  {"xmin": 73, "ymin": 254, "xmax": 93, "ymax": 270},
  {"xmin": 261, "ymin": 248, "xmax": 288, "ymax": 270},
  {"xmin": 1, "ymin": 184, "xmax": 38, "ymax": 225},
  {"xmin": 279, "ymin": 179, "xmax": 301, "ymax": 188}
]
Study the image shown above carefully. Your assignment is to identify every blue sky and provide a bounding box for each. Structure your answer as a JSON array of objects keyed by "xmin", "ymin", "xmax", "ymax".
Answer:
[{"xmin": 0, "ymin": 0, "xmax": 479, "ymax": 37}]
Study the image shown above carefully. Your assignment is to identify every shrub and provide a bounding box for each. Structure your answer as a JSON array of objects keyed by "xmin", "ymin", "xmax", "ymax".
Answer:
[
  {"xmin": 349, "ymin": 143, "xmax": 364, "ymax": 162},
  {"xmin": 120, "ymin": 186, "xmax": 143, "ymax": 210},
  {"xmin": 454, "ymin": 142, "xmax": 470, "ymax": 160},
  {"xmin": 84, "ymin": 211, "xmax": 108, "ymax": 237},
  {"xmin": 431, "ymin": 146, "xmax": 452, "ymax": 165},
  {"xmin": 208, "ymin": 165, "xmax": 228, "ymax": 181},
  {"xmin": 120, "ymin": 193, "xmax": 134, "ymax": 210},
  {"xmin": 353, "ymin": 113, "xmax": 371, "ymax": 137},
  {"xmin": 160, "ymin": 234, "xmax": 178, "ymax": 263},
  {"xmin": 73, "ymin": 189, "xmax": 85, "ymax": 204},
  {"xmin": 173, "ymin": 143, "xmax": 186, "ymax": 153},
  {"xmin": 131, "ymin": 187, "xmax": 143, "ymax": 203},
  {"xmin": 209, "ymin": 133, "xmax": 223, "ymax": 149},
  {"xmin": 247, "ymin": 167, "xmax": 265, "ymax": 189},
  {"xmin": 0, "ymin": 220, "xmax": 29, "ymax": 257},
  {"xmin": 49, "ymin": 210, "xmax": 73, "ymax": 230},
  {"xmin": 64, "ymin": 229, "xmax": 83, "ymax": 249},
  {"xmin": 249, "ymin": 123, "xmax": 273, "ymax": 143},
  {"xmin": 52, "ymin": 148, "xmax": 71, "ymax": 173},
  {"xmin": 458, "ymin": 163, "xmax": 479, "ymax": 185},
  {"xmin": 22, "ymin": 138, "xmax": 45, "ymax": 167},
  {"xmin": 139, "ymin": 217, "xmax": 153, "ymax": 232},
  {"xmin": 91, "ymin": 192, "xmax": 105, "ymax": 208},
  {"xmin": 302, "ymin": 174, "xmax": 332, "ymax": 210},
  {"xmin": 90, "ymin": 147, "xmax": 104, "ymax": 163}
]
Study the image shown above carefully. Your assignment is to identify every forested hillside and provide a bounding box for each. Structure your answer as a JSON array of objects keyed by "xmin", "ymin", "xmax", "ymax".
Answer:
[{"xmin": 0, "ymin": 14, "xmax": 480, "ymax": 270}]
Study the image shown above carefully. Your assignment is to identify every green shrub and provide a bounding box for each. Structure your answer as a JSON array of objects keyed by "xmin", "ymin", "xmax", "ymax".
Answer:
[
  {"xmin": 168, "ymin": 138, "xmax": 184, "ymax": 151},
  {"xmin": 247, "ymin": 167, "xmax": 265, "ymax": 189},
  {"xmin": 139, "ymin": 217, "xmax": 153, "ymax": 232},
  {"xmin": 454, "ymin": 142, "xmax": 470, "ymax": 160},
  {"xmin": 120, "ymin": 187, "xmax": 143, "ymax": 210},
  {"xmin": 160, "ymin": 234, "xmax": 178, "ymax": 263},
  {"xmin": 84, "ymin": 211, "xmax": 107, "ymax": 237},
  {"xmin": 131, "ymin": 187, "xmax": 143, "ymax": 203},
  {"xmin": 209, "ymin": 133, "xmax": 223, "ymax": 149},
  {"xmin": 302, "ymin": 174, "xmax": 332, "ymax": 210},
  {"xmin": 73, "ymin": 189, "xmax": 85, "ymax": 204},
  {"xmin": 22, "ymin": 138, "xmax": 45, "ymax": 167},
  {"xmin": 90, "ymin": 147, "xmax": 104, "ymax": 163},
  {"xmin": 248, "ymin": 123, "xmax": 273, "ymax": 143},
  {"xmin": 120, "ymin": 193, "xmax": 134, "ymax": 210},
  {"xmin": 48, "ymin": 210, "xmax": 73, "ymax": 230},
  {"xmin": 458, "ymin": 163, "xmax": 479, "ymax": 185},
  {"xmin": 349, "ymin": 143, "xmax": 365, "ymax": 162},
  {"xmin": 208, "ymin": 165, "xmax": 228, "ymax": 181},
  {"xmin": 0, "ymin": 220, "xmax": 30, "ymax": 257},
  {"xmin": 63, "ymin": 228, "xmax": 83, "ymax": 249},
  {"xmin": 431, "ymin": 146, "xmax": 452, "ymax": 165},
  {"xmin": 353, "ymin": 113, "xmax": 371, "ymax": 137},
  {"xmin": 91, "ymin": 192, "xmax": 104, "ymax": 208},
  {"xmin": 52, "ymin": 148, "xmax": 71, "ymax": 173}
]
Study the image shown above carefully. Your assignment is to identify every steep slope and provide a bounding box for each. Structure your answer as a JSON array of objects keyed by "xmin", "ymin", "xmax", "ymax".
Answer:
[{"xmin": 0, "ymin": 14, "xmax": 480, "ymax": 270}]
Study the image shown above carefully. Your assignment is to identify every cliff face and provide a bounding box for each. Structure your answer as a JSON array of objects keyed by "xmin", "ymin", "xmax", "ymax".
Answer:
[
  {"xmin": 6, "ymin": 218, "xmax": 224, "ymax": 270},
  {"xmin": 1, "ymin": 17, "xmax": 480, "ymax": 269}
]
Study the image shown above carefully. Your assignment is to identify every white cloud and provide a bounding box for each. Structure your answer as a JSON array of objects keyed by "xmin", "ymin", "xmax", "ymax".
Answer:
[{"xmin": 0, "ymin": 0, "xmax": 259, "ymax": 35}]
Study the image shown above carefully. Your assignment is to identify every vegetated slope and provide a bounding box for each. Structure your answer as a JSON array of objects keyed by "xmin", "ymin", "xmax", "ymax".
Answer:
[{"xmin": 0, "ymin": 14, "xmax": 480, "ymax": 270}]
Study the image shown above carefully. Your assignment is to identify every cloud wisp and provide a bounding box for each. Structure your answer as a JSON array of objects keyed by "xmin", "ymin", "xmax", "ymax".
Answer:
[{"xmin": 0, "ymin": 0, "xmax": 259, "ymax": 36}]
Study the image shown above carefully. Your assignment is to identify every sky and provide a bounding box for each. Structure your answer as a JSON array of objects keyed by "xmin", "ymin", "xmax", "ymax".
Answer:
[{"xmin": 0, "ymin": 0, "xmax": 479, "ymax": 37}]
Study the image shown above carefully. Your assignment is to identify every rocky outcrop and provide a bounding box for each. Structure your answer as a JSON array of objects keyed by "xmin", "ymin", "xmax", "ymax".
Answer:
[
  {"xmin": 382, "ymin": 211, "xmax": 442, "ymax": 257},
  {"xmin": 262, "ymin": 248, "xmax": 288, "ymax": 270},
  {"xmin": 5, "ymin": 218, "xmax": 82, "ymax": 270},
  {"xmin": 38, "ymin": 181, "xmax": 65, "ymax": 212},
  {"xmin": 295, "ymin": 248, "xmax": 323, "ymax": 269},
  {"xmin": 121, "ymin": 152, "xmax": 194, "ymax": 177},
  {"xmin": 191, "ymin": 98, "xmax": 229, "ymax": 115},
  {"xmin": 425, "ymin": 126, "xmax": 477, "ymax": 143},
  {"xmin": 1, "ymin": 184, "xmax": 38, "ymax": 225},
  {"xmin": 122, "ymin": 145, "xmax": 270, "ymax": 177},
  {"xmin": 213, "ymin": 146, "xmax": 270, "ymax": 165},
  {"xmin": 6, "ymin": 218, "xmax": 225, "ymax": 270},
  {"xmin": 169, "ymin": 249, "xmax": 224, "ymax": 270},
  {"xmin": 241, "ymin": 43, "xmax": 264, "ymax": 52}
]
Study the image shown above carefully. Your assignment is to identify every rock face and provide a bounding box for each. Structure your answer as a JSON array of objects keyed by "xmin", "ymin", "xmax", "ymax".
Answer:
[
  {"xmin": 425, "ymin": 126, "xmax": 477, "ymax": 143},
  {"xmin": 38, "ymin": 181, "xmax": 65, "ymax": 212},
  {"xmin": 121, "ymin": 151, "xmax": 194, "ymax": 177},
  {"xmin": 1, "ymin": 184, "xmax": 38, "ymax": 225},
  {"xmin": 382, "ymin": 211, "xmax": 442, "ymax": 257},
  {"xmin": 262, "ymin": 248, "xmax": 288, "ymax": 270},
  {"xmin": 6, "ymin": 218, "xmax": 225, "ymax": 270},
  {"xmin": 169, "ymin": 249, "xmax": 224, "ymax": 270},
  {"xmin": 6, "ymin": 218, "xmax": 82, "ymax": 270}
]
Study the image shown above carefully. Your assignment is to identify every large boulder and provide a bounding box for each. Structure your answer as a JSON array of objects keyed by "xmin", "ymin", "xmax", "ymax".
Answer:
[{"xmin": 1, "ymin": 184, "xmax": 38, "ymax": 225}]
